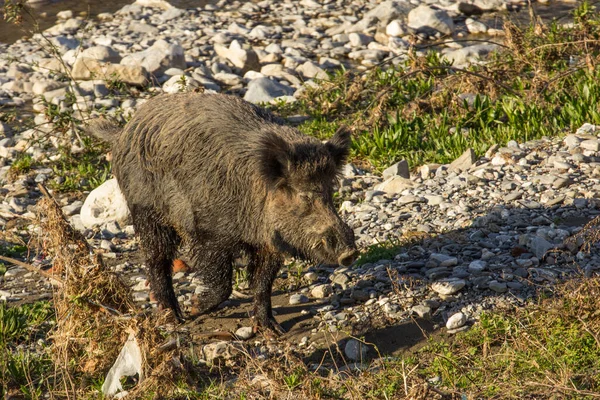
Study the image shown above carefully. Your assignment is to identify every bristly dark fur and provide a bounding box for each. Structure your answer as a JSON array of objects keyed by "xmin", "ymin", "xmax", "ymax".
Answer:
[{"xmin": 88, "ymin": 93, "xmax": 357, "ymax": 332}]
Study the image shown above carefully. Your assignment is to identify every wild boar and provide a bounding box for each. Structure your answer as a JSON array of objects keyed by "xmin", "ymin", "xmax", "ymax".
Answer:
[{"xmin": 88, "ymin": 93, "xmax": 358, "ymax": 333}]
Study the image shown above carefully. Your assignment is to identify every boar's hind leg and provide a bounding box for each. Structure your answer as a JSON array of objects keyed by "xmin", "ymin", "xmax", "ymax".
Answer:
[
  {"xmin": 248, "ymin": 248, "xmax": 285, "ymax": 335},
  {"xmin": 187, "ymin": 238, "xmax": 233, "ymax": 314},
  {"xmin": 132, "ymin": 206, "xmax": 183, "ymax": 322}
]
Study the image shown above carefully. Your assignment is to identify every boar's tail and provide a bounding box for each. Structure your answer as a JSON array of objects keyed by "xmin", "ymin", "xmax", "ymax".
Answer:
[{"xmin": 85, "ymin": 118, "xmax": 121, "ymax": 144}]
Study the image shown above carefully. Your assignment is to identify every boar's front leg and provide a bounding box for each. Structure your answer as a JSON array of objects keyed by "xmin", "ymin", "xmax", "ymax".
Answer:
[
  {"xmin": 248, "ymin": 247, "xmax": 285, "ymax": 335},
  {"xmin": 131, "ymin": 205, "xmax": 183, "ymax": 322},
  {"xmin": 187, "ymin": 237, "xmax": 234, "ymax": 314}
]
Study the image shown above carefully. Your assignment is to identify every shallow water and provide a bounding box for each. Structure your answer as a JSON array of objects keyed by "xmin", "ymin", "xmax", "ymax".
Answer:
[{"xmin": 0, "ymin": 0, "xmax": 208, "ymax": 45}]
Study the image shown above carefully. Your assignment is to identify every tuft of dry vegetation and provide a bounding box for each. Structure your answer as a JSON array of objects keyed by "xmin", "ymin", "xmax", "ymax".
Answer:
[{"xmin": 34, "ymin": 185, "xmax": 193, "ymax": 398}]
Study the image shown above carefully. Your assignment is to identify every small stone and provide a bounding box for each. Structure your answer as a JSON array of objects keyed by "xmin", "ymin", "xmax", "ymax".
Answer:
[
  {"xmin": 304, "ymin": 272, "xmax": 319, "ymax": 283},
  {"xmin": 289, "ymin": 293, "xmax": 309, "ymax": 305},
  {"xmin": 468, "ymin": 260, "xmax": 487, "ymax": 273},
  {"xmin": 374, "ymin": 176, "xmax": 416, "ymax": 193},
  {"xmin": 348, "ymin": 33, "xmax": 373, "ymax": 47},
  {"xmin": 449, "ymin": 148, "xmax": 476, "ymax": 172},
  {"xmin": 344, "ymin": 339, "xmax": 368, "ymax": 361},
  {"xmin": 408, "ymin": 5, "xmax": 454, "ymax": 35},
  {"xmin": 386, "ymin": 20, "xmax": 406, "ymax": 37},
  {"xmin": 412, "ymin": 304, "xmax": 432, "ymax": 318},
  {"xmin": 203, "ymin": 341, "xmax": 238, "ymax": 365},
  {"xmin": 430, "ymin": 253, "xmax": 458, "ymax": 267},
  {"xmin": 431, "ymin": 279, "xmax": 466, "ymax": 295},
  {"xmin": 564, "ymin": 135, "xmax": 581, "ymax": 148},
  {"xmin": 382, "ymin": 160, "xmax": 410, "ymax": 180},
  {"xmin": 488, "ymin": 280, "xmax": 508, "ymax": 293},
  {"xmin": 465, "ymin": 18, "xmax": 487, "ymax": 34},
  {"xmin": 311, "ymin": 284, "xmax": 332, "ymax": 299},
  {"xmin": 528, "ymin": 237, "xmax": 554, "ymax": 259},
  {"xmin": 235, "ymin": 327, "xmax": 254, "ymax": 340},
  {"xmin": 580, "ymin": 139, "xmax": 600, "ymax": 152},
  {"xmin": 243, "ymin": 77, "xmax": 295, "ymax": 104},
  {"xmin": 446, "ymin": 312, "xmax": 467, "ymax": 330}
]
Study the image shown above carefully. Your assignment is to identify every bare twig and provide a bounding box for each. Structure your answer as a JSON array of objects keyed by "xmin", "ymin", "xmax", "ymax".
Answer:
[{"xmin": 0, "ymin": 254, "xmax": 63, "ymax": 285}]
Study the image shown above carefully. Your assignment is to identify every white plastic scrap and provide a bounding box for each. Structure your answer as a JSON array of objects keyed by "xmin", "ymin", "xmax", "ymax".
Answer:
[{"xmin": 101, "ymin": 332, "xmax": 144, "ymax": 398}]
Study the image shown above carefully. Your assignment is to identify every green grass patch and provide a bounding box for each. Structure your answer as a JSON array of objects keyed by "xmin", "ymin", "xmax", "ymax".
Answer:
[
  {"xmin": 49, "ymin": 135, "xmax": 111, "ymax": 192},
  {"xmin": 356, "ymin": 232, "xmax": 429, "ymax": 266},
  {"xmin": 8, "ymin": 153, "xmax": 34, "ymax": 178},
  {"xmin": 0, "ymin": 244, "xmax": 28, "ymax": 258},
  {"xmin": 0, "ymin": 302, "xmax": 54, "ymax": 399},
  {"xmin": 413, "ymin": 278, "xmax": 600, "ymax": 398},
  {"xmin": 272, "ymin": 3, "xmax": 600, "ymax": 172}
]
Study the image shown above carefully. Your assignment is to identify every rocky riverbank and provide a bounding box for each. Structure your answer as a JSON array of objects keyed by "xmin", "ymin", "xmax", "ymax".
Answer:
[{"xmin": 0, "ymin": 0, "xmax": 596, "ymax": 366}]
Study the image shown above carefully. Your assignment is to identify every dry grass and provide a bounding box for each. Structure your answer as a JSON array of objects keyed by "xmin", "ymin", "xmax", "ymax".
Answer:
[{"xmin": 35, "ymin": 186, "xmax": 189, "ymax": 398}]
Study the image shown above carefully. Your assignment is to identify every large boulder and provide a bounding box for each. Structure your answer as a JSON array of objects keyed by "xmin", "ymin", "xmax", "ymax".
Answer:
[
  {"xmin": 120, "ymin": 39, "xmax": 186, "ymax": 78},
  {"xmin": 71, "ymin": 58, "xmax": 147, "ymax": 86},
  {"xmin": 80, "ymin": 179, "xmax": 131, "ymax": 229}
]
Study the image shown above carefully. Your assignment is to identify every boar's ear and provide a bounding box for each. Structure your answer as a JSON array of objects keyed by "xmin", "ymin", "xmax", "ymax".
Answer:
[
  {"xmin": 326, "ymin": 126, "xmax": 352, "ymax": 168},
  {"xmin": 259, "ymin": 132, "xmax": 292, "ymax": 189}
]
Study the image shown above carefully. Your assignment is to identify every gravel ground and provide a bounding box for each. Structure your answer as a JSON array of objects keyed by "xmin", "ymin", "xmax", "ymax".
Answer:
[{"xmin": 0, "ymin": 0, "xmax": 594, "ymax": 364}]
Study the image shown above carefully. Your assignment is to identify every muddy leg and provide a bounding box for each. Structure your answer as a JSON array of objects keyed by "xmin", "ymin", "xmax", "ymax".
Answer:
[
  {"xmin": 248, "ymin": 247, "xmax": 284, "ymax": 335},
  {"xmin": 131, "ymin": 205, "xmax": 183, "ymax": 321},
  {"xmin": 188, "ymin": 238, "xmax": 234, "ymax": 314}
]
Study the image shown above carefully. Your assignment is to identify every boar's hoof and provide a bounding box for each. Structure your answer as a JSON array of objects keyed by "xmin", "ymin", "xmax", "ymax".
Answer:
[
  {"xmin": 158, "ymin": 303, "xmax": 185, "ymax": 323},
  {"xmin": 253, "ymin": 317, "xmax": 286, "ymax": 337}
]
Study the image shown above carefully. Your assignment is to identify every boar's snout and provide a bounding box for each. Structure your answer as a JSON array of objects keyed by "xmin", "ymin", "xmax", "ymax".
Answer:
[
  {"xmin": 319, "ymin": 221, "xmax": 357, "ymax": 266},
  {"xmin": 338, "ymin": 249, "xmax": 359, "ymax": 266}
]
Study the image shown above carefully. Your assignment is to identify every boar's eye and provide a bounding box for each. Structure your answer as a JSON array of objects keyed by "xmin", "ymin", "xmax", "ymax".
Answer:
[{"xmin": 298, "ymin": 192, "xmax": 313, "ymax": 203}]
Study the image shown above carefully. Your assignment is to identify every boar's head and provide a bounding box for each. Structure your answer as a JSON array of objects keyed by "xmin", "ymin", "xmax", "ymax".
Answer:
[{"xmin": 259, "ymin": 127, "xmax": 358, "ymax": 266}]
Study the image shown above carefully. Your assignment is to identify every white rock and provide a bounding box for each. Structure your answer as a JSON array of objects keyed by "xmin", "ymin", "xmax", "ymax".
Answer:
[
  {"xmin": 56, "ymin": 10, "xmax": 73, "ymax": 19},
  {"xmin": 580, "ymin": 139, "xmax": 600, "ymax": 152},
  {"xmin": 289, "ymin": 293, "xmax": 309, "ymax": 305},
  {"xmin": 162, "ymin": 75, "xmax": 200, "ymax": 93},
  {"xmin": 431, "ymin": 279, "xmax": 465, "ymax": 295},
  {"xmin": 79, "ymin": 46, "xmax": 121, "ymax": 63},
  {"xmin": 446, "ymin": 312, "xmax": 467, "ymax": 330},
  {"xmin": 120, "ymin": 39, "xmax": 186, "ymax": 77},
  {"xmin": 362, "ymin": 0, "xmax": 413, "ymax": 25},
  {"xmin": 311, "ymin": 284, "xmax": 332, "ymax": 299},
  {"xmin": 296, "ymin": 61, "xmax": 328, "ymax": 80},
  {"xmin": 382, "ymin": 160, "xmax": 410, "ymax": 180},
  {"xmin": 386, "ymin": 20, "xmax": 407, "ymax": 37},
  {"xmin": 407, "ymin": 5, "xmax": 455, "ymax": 35},
  {"xmin": 465, "ymin": 18, "xmax": 487, "ymax": 34},
  {"xmin": 443, "ymin": 44, "xmax": 498, "ymax": 67},
  {"xmin": 235, "ymin": 327, "xmax": 254, "ymax": 340},
  {"xmin": 449, "ymin": 148, "xmax": 476, "ymax": 172},
  {"xmin": 374, "ymin": 176, "xmax": 416, "ymax": 194},
  {"xmin": 214, "ymin": 40, "xmax": 260, "ymax": 72},
  {"xmin": 243, "ymin": 77, "xmax": 295, "ymax": 104},
  {"xmin": 202, "ymin": 341, "xmax": 238, "ymax": 365},
  {"xmin": 348, "ymin": 33, "xmax": 373, "ymax": 47},
  {"xmin": 80, "ymin": 179, "xmax": 131, "ymax": 229}
]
